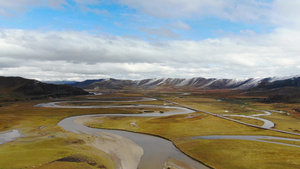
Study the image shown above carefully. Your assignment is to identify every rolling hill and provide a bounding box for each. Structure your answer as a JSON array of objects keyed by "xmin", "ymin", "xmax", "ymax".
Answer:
[{"xmin": 0, "ymin": 76, "xmax": 89, "ymax": 101}]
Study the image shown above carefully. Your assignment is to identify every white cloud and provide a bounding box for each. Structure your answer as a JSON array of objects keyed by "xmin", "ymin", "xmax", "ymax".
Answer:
[
  {"xmin": 270, "ymin": 0, "xmax": 300, "ymax": 26},
  {"xmin": 45, "ymin": 0, "xmax": 68, "ymax": 9},
  {"xmin": 0, "ymin": 0, "xmax": 298, "ymax": 29},
  {"xmin": 1, "ymin": 28, "xmax": 300, "ymax": 81},
  {"xmin": 73, "ymin": 0, "xmax": 100, "ymax": 5},
  {"xmin": 168, "ymin": 21, "xmax": 191, "ymax": 30},
  {"xmin": 1, "ymin": 0, "xmax": 298, "ymax": 30},
  {"xmin": 0, "ymin": 0, "xmax": 107, "ymax": 17},
  {"xmin": 139, "ymin": 27, "xmax": 181, "ymax": 39},
  {"xmin": 1, "ymin": 0, "xmax": 300, "ymax": 81},
  {"xmin": 117, "ymin": 0, "xmax": 271, "ymax": 22},
  {"xmin": 117, "ymin": 0, "xmax": 300, "ymax": 29},
  {"xmin": 0, "ymin": 0, "xmax": 68, "ymax": 16},
  {"xmin": 80, "ymin": 7, "xmax": 110, "ymax": 15}
]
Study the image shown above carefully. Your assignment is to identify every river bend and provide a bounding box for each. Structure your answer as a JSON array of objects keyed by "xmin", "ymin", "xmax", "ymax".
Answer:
[{"xmin": 37, "ymin": 98, "xmax": 208, "ymax": 169}]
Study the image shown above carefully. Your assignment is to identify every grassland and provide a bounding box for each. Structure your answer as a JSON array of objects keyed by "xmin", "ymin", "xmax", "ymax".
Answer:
[
  {"xmin": 86, "ymin": 111, "xmax": 300, "ymax": 168},
  {"xmin": 0, "ymin": 126, "xmax": 114, "ymax": 169},
  {"xmin": 225, "ymin": 116, "xmax": 265, "ymax": 126},
  {"xmin": 0, "ymin": 96, "xmax": 146, "ymax": 169},
  {"xmin": 1, "ymin": 89, "xmax": 300, "ymax": 169},
  {"xmin": 57, "ymin": 100, "xmax": 165, "ymax": 107},
  {"xmin": 84, "ymin": 90, "xmax": 300, "ymax": 168}
]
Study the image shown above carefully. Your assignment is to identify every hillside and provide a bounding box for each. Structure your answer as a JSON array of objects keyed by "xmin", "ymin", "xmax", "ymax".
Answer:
[{"xmin": 0, "ymin": 76, "xmax": 89, "ymax": 101}]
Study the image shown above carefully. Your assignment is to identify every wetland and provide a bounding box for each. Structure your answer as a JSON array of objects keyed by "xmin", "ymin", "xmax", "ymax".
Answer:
[{"xmin": 1, "ymin": 90, "xmax": 300, "ymax": 168}]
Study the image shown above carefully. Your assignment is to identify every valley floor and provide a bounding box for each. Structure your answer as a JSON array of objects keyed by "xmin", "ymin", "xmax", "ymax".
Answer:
[{"xmin": 1, "ymin": 90, "xmax": 300, "ymax": 168}]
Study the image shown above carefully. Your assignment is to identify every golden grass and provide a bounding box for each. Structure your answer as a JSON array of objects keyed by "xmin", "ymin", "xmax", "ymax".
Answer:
[
  {"xmin": 77, "ymin": 91, "xmax": 145, "ymax": 98},
  {"xmin": 0, "ymin": 96, "xmax": 168, "ymax": 168},
  {"xmin": 0, "ymin": 100, "xmax": 164, "ymax": 132},
  {"xmin": 159, "ymin": 96, "xmax": 255, "ymax": 115},
  {"xmin": 261, "ymin": 139, "xmax": 300, "ymax": 146},
  {"xmin": 84, "ymin": 91, "xmax": 300, "ymax": 168},
  {"xmin": 2, "ymin": 90, "xmax": 300, "ymax": 169},
  {"xmin": 0, "ymin": 100, "xmax": 125, "ymax": 169},
  {"xmin": 262, "ymin": 113, "xmax": 300, "ymax": 133},
  {"xmin": 0, "ymin": 126, "xmax": 114, "ymax": 169},
  {"xmin": 58, "ymin": 100, "xmax": 165, "ymax": 106},
  {"xmin": 241, "ymin": 101, "xmax": 300, "ymax": 133},
  {"xmin": 88, "ymin": 112, "xmax": 300, "ymax": 139},
  {"xmin": 226, "ymin": 116, "xmax": 265, "ymax": 126},
  {"xmin": 175, "ymin": 139, "xmax": 300, "ymax": 169}
]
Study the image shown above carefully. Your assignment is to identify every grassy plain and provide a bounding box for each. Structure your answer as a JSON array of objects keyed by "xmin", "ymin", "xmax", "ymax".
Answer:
[
  {"xmin": 58, "ymin": 100, "xmax": 165, "ymax": 106},
  {"xmin": 0, "ymin": 96, "xmax": 146, "ymax": 169},
  {"xmin": 1, "ymin": 89, "xmax": 300, "ymax": 168},
  {"xmin": 226, "ymin": 116, "xmax": 265, "ymax": 126},
  {"xmin": 0, "ymin": 127, "xmax": 114, "ymax": 169},
  {"xmin": 85, "ymin": 90, "xmax": 300, "ymax": 168}
]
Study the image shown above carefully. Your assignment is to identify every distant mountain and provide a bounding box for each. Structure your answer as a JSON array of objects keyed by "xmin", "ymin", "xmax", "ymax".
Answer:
[
  {"xmin": 0, "ymin": 76, "xmax": 89, "ymax": 101},
  {"xmin": 67, "ymin": 76, "xmax": 300, "ymax": 91},
  {"xmin": 68, "ymin": 79, "xmax": 104, "ymax": 88},
  {"xmin": 44, "ymin": 81, "xmax": 78, "ymax": 85}
]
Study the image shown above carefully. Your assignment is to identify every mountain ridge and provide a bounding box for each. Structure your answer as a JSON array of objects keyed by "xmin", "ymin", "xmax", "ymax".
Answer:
[
  {"xmin": 65, "ymin": 75, "xmax": 300, "ymax": 90},
  {"xmin": 0, "ymin": 76, "xmax": 89, "ymax": 101}
]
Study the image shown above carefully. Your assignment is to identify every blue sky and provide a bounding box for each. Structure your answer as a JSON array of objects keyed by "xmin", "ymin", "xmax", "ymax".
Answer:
[
  {"xmin": 0, "ymin": 1, "xmax": 273, "ymax": 39},
  {"xmin": 0, "ymin": 0, "xmax": 300, "ymax": 81}
]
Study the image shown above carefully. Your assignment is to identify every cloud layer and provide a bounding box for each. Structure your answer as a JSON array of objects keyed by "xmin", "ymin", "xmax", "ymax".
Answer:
[
  {"xmin": 0, "ymin": 28, "xmax": 299, "ymax": 81},
  {"xmin": 0, "ymin": 0, "xmax": 300, "ymax": 81},
  {"xmin": 1, "ymin": 0, "xmax": 297, "ymax": 25}
]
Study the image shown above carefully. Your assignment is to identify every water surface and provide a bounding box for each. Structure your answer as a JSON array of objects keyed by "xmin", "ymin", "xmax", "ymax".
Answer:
[
  {"xmin": 38, "ymin": 99, "xmax": 208, "ymax": 169},
  {"xmin": 59, "ymin": 115, "xmax": 208, "ymax": 169},
  {"xmin": 0, "ymin": 129, "xmax": 22, "ymax": 145}
]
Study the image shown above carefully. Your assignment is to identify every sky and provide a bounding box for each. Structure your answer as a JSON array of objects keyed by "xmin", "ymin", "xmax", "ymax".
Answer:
[{"xmin": 0, "ymin": 0, "xmax": 300, "ymax": 81}]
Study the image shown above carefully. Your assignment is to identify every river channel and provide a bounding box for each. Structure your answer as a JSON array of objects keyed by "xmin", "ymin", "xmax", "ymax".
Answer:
[
  {"xmin": 34, "ymin": 97, "xmax": 300, "ymax": 168},
  {"xmin": 36, "ymin": 98, "xmax": 208, "ymax": 169}
]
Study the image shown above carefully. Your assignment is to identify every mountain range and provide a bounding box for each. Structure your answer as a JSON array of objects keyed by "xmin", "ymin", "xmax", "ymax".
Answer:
[
  {"xmin": 65, "ymin": 76, "xmax": 300, "ymax": 90},
  {"xmin": 2, "ymin": 75, "xmax": 300, "ymax": 103}
]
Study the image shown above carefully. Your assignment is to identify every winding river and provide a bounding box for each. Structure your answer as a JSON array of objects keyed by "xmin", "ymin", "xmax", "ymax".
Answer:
[
  {"xmin": 33, "ymin": 97, "xmax": 300, "ymax": 168},
  {"xmin": 222, "ymin": 110, "xmax": 275, "ymax": 129},
  {"xmin": 36, "ymin": 98, "xmax": 208, "ymax": 169},
  {"xmin": 1, "ymin": 96, "xmax": 300, "ymax": 169}
]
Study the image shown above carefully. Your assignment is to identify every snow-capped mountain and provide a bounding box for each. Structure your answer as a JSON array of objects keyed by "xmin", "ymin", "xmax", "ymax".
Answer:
[{"xmin": 67, "ymin": 75, "xmax": 300, "ymax": 90}]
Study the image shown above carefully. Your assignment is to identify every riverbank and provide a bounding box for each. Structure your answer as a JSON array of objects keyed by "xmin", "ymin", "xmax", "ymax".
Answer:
[
  {"xmin": 57, "ymin": 104, "xmax": 208, "ymax": 169},
  {"xmin": 75, "ymin": 116, "xmax": 210, "ymax": 169},
  {"xmin": 75, "ymin": 117, "xmax": 143, "ymax": 169},
  {"xmin": 87, "ymin": 131, "xmax": 143, "ymax": 169},
  {"xmin": 0, "ymin": 129, "xmax": 23, "ymax": 145}
]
